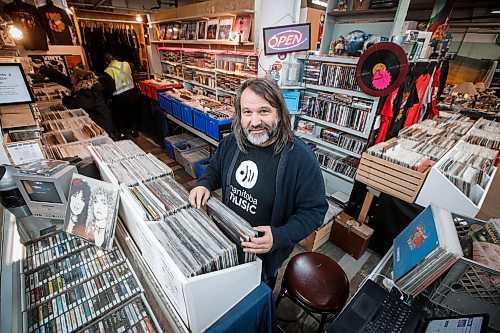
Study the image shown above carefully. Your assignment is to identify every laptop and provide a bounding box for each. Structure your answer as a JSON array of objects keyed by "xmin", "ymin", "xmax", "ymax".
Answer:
[{"xmin": 329, "ymin": 279, "xmax": 489, "ymax": 333}]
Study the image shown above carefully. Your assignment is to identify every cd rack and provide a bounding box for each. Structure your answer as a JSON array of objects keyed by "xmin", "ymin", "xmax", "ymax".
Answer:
[{"xmin": 20, "ymin": 230, "xmax": 161, "ymax": 333}]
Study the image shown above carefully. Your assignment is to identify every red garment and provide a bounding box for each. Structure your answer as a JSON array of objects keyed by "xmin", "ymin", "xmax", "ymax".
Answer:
[
  {"xmin": 375, "ymin": 88, "xmax": 399, "ymax": 144},
  {"xmin": 429, "ymin": 66, "xmax": 442, "ymax": 118},
  {"xmin": 404, "ymin": 73, "xmax": 431, "ymax": 128}
]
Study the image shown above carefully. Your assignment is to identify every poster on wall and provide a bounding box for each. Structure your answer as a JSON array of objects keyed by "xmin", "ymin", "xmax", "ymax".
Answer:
[
  {"xmin": 218, "ymin": 18, "xmax": 233, "ymax": 40},
  {"xmin": 29, "ymin": 55, "xmax": 69, "ymax": 78},
  {"xmin": 230, "ymin": 15, "xmax": 252, "ymax": 43},
  {"xmin": 64, "ymin": 55, "xmax": 83, "ymax": 75},
  {"xmin": 206, "ymin": 19, "xmax": 219, "ymax": 40},
  {"xmin": 197, "ymin": 21, "xmax": 207, "ymax": 40},
  {"xmin": 187, "ymin": 22, "xmax": 197, "ymax": 40}
]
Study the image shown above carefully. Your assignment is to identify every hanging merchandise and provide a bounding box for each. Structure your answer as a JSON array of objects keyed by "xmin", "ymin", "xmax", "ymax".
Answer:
[
  {"xmin": 79, "ymin": 21, "xmax": 141, "ymax": 73},
  {"xmin": 4, "ymin": 0, "xmax": 49, "ymax": 50},
  {"xmin": 355, "ymin": 42, "xmax": 409, "ymax": 97},
  {"xmin": 37, "ymin": 0, "xmax": 73, "ymax": 45}
]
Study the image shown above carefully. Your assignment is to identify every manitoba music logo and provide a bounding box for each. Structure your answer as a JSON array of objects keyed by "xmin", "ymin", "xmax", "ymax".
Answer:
[{"xmin": 231, "ymin": 161, "xmax": 259, "ymax": 214}]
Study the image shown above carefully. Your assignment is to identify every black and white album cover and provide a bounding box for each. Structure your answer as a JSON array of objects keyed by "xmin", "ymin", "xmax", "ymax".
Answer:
[{"xmin": 63, "ymin": 174, "xmax": 119, "ymax": 249}]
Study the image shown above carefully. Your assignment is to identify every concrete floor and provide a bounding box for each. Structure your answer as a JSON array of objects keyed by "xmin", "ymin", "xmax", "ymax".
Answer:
[{"xmin": 134, "ymin": 133, "xmax": 381, "ymax": 332}]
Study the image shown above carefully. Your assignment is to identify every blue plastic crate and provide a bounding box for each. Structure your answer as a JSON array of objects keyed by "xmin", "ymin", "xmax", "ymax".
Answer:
[
  {"xmin": 283, "ymin": 90, "xmax": 301, "ymax": 114},
  {"xmin": 164, "ymin": 139, "xmax": 176, "ymax": 157},
  {"xmin": 196, "ymin": 158, "xmax": 211, "ymax": 178},
  {"xmin": 181, "ymin": 104, "xmax": 194, "ymax": 126},
  {"xmin": 193, "ymin": 109, "xmax": 207, "ymax": 133},
  {"xmin": 206, "ymin": 116, "xmax": 232, "ymax": 141},
  {"xmin": 158, "ymin": 92, "xmax": 173, "ymax": 114},
  {"xmin": 172, "ymin": 100, "xmax": 182, "ymax": 119}
]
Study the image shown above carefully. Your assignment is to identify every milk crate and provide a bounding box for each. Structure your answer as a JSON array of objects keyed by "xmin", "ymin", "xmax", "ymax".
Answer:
[{"xmin": 428, "ymin": 216, "xmax": 500, "ymax": 331}]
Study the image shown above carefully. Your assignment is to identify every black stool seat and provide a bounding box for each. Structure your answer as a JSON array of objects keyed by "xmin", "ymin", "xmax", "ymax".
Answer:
[{"xmin": 276, "ymin": 252, "xmax": 350, "ymax": 332}]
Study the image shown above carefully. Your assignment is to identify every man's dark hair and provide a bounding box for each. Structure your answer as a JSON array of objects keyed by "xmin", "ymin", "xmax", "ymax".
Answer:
[
  {"xmin": 233, "ymin": 78, "xmax": 294, "ymax": 155},
  {"xmin": 103, "ymin": 53, "xmax": 115, "ymax": 64}
]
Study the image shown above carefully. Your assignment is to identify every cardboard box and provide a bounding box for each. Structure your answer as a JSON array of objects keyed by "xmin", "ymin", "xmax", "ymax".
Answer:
[
  {"xmin": 300, "ymin": 220, "xmax": 334, "ymax": 251},
  {"xmin": 329, "ymin": 212, "xmax": 373, "ymax": 260}
]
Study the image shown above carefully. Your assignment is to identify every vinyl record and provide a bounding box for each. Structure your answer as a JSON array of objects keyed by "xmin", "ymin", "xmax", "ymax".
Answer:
[{"xmin": 355, "ymin": 42, "xmax": 409, "ymax": 97}]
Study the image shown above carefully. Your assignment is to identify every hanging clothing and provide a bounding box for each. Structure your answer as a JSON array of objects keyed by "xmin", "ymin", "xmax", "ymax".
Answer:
[
  {"xmin": 403, "ymin": 73, "xmax": 432, "ymax": 128},
  {"xmin": 386, "ymin": 75, "xmax": 419, "ymax": 139},
  {"xmin": 375, "ymin": 88, "xmax": 399, "ymax": 144},
  {"xmin": 429, "ymin": 65, "xmax": 442, "ymax": 118},
  {"xmin": 4, "ymin": 0, "xmax": 48, "ymax": 50},
  {"xmin": 79, "ymin": 23, "xmax": 141, "ymax": 73},
  {"xmin": 38, "ymin": 2, "xmax": 73, "ymax": 45}
]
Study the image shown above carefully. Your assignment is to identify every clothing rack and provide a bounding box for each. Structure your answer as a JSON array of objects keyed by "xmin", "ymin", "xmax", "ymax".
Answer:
[{"xmin": 78, "ymin": 17, "xmax": 142, "ymax": 25}]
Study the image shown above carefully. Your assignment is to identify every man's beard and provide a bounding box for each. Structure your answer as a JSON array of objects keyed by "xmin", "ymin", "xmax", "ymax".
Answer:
[{"xmin": 243, "ymin": 119, "xmax": 279, "ymax": 146}]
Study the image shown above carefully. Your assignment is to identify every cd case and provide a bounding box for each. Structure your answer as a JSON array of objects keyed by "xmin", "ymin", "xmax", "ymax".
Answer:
[{"xmin": 63, "ymin": 174, "xmax": 120, "ymax": 249}]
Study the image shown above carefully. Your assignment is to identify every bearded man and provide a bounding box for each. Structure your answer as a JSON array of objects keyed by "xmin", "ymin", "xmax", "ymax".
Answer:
[{"xmin": 189, "ymin": 78, "xmax": 328, "ymax": 289}]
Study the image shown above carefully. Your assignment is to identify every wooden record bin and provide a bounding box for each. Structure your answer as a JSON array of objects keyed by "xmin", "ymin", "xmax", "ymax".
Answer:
[{"xmin": 355, "ymin": 139, "xmax": 434, "ymax": 203}]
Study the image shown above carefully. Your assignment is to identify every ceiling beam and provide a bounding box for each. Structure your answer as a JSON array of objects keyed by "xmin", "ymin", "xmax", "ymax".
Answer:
[{"xmin": 91, "ymin": 0, "xmax": 107, "ymax": 10}]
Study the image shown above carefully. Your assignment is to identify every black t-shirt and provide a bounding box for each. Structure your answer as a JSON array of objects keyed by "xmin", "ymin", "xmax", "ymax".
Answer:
[
  {"xmin": 38, "ymin": 3, "xmax": 73, "ymax": 45},
  {"xmin": 386, "ymin": 75, "xmax": 419, "ymax": 139},
  {"xmin": 4, "ymin": 1, "xmax": 48, "ymax": 50},
  {"xmin": 227, "ymin": 144, "xmax": 280, "ymax": 227}
]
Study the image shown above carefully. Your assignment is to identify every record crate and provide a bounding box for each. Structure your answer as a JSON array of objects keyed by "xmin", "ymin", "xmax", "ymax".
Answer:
[
  {"xmin": 193, "ymin": 108, "xmax": 208, "ymax": 133},
  {"xmin": 172, "ymin": 99, "xmax": 183, "ymax": 119},
  {"xmin": 181, "ymin": 148, "xmax": 211, "ymax": 178},
  {"xmin": 158, "ymin": 92, "xmax": 173, "ymax": 114},
  {"xmin": 299, "ymin": 220, "xmax": 334, "ymax": 251},
  {"xmin": 206, "ymin": 115, "xmax": 232, "ymax": 141},
  {"xmin": 427, "ymin": 217, "xmax": 500, "ymax": 331},
  {"xmin": 164, "ymin": 133, "xmax": 195, "ymax": 158},
  {"xmin": 173, "ymin": 138, "xmax": 208, "ymax": 166},
  {"xmin": 196, "ymin": 158, "xmax": 210, "ymax": 178},
  {"xmin": 355, "ymin": 138, "xmax": 434, "ymax": 203},
  {"xmin": 181, "ymin": 104, "xmax": 194, "ymax": 126}
]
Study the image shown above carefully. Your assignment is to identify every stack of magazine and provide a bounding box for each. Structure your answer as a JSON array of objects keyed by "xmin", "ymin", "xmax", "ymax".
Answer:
[
  {"xmin": 149, "ymin": 208, "xmax": 238, "ymax": 277},
  {"xmin": 207, "ymin": 197, "xmax": 257, "ymax": 264},
  {"xmin": 393, "ymin": 205, "xmax": 463, "ymax": 296}
]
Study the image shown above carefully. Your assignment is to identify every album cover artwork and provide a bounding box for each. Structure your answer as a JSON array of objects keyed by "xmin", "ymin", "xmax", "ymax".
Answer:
[
  {"xmin": 218, "ymin": 18, "xmax": 233, "ymax": 40},
  {"xmin": 197, "ymin": 21, "xmax": 207, "ymax": 40},
  {"xmin": 63, "ymin": 174, "xmax": 120, "ymax": 249},
  {"xmin": 172, "ymin": 22, "xmax": 181, "ymax": 40},
  {"xmin": 29, "ymin": 55, "xmax": 69, "ymax": 82},
  {"xmin": 179, "ymin": 22, "xmax": 188, "ymax": 40},
  {"xmin": 230, "ymin": 15, "xmax": 252, "ymax": 42},
  {"xmin": 206, "ymin": 19, "xmax": 219, "ymax": 40},
  {"xmin": 64, "ymin": 55, "xmax": 83, "ymax": 76},
  {"xmin": 187, "ymin": 22, "xmax": 197, "ymax": 40},
  {"xmin": 165, "ymin": 23, "xmax": 174, "ymax": 40}
]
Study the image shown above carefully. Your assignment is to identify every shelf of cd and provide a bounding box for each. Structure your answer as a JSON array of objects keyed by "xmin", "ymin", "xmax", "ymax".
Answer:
[
  {"xmin": 151, "ymin": 40, "xmax": 254, "ymax": 46},
  {"xmin": 184, "ymin": 64, "xmax": 215, "ymax": 73},
  {"xmin": 296, "ymin": 54, "xmax": 359, "ymax": 65},
  {"xmin": 217, "ymin": 87, "xmax": 237, "ymax": 95},
  {"xmin": 305, "ymin": 83, "xmax": 375, "ymax": 100},
  {"xmin": 320, "ymin": 165, "xmax": 354, "ymax": 182},
  {"xmin": 184, "ymin": 80, "xmax": 217, "ymax": 91},
  {"xmin": 295, "ymin": 132, "xmax": 362, "ymax": 158},
  {"xmin": 163, "ymin": 73, "xmax": 185, "ymax": 81},
  {"xmin": 161, "ymin": 60, "xmax": 182, "ymax": 66},
  {"xmin": 166, "ymin": 114, "xmax": 219, "ymax": 146},
  {"xmin": 297, "ymin": 114, "xmax": 370, "ymax": 139}
]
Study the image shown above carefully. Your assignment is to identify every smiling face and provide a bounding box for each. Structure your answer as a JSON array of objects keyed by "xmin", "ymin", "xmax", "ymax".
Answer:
[
  {"xmin": 93, "ymin": 193, "xmax": 108, "ymax": 222},
  {"xmin": 70, "ymin": 190, "xmax": 85, "ymax": 216},
  {"xmin": 240, "ymin": 87, "xmax": 279, "ymax": 146}
]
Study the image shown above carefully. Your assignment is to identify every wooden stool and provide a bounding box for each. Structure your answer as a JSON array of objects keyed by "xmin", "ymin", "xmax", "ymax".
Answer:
[{"xmin": 276, "ymin": 252, "xmax": 349, "ymax": 333}]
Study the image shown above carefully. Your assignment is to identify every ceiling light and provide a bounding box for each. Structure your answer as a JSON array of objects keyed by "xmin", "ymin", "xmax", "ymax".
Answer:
[
  {"xmin": 491, "ymin": 9, "xmax": 500, "ymax": 14},
  {"xmin": 136, "ymin": 14, "xmax": 143, "ymax": 23},
  {"xmin": 8, "ymin": 25, "xmax": 23, "ymax": 40}
]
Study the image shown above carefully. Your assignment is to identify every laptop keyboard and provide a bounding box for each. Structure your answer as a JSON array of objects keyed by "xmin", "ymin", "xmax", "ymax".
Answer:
[{"xmin": 362, "ymin": 291, "xmax": 413, "ymax": 333}]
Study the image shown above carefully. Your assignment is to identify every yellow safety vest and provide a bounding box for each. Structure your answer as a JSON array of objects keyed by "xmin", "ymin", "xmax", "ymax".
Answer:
[{"xmin": 104, "ymin": 60, "xmax": 134, "ymax": 96}]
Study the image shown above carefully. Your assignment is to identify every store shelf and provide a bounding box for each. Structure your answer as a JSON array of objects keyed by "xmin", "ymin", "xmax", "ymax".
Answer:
[
  {"xmin": 184, "ymin": 80, "xmax": 217, "ymax": 91},
  {"xmin": 215, "ymin": 68, "xmax": 257, "ymax": 78},
  {"xmin": 163, "ymin": 73, "xmax": 184, "ymax": 81},
  {"xmin": 160, "ymin": 60, "xmax": 181, "ymax": 66},
  {"xmin": 217, "ymin": 87, "xmax": 237, "ymax": 95},
  {"xmin": 327, "ymin": 8, "xmax": 397, "ymax": 18},
  {"xmin": 296, "ymin": 54, "xmax": 359, "ymax": 65},
  {"xmin": 320, "ymin": 166, "xmax": 354, "ymax": 182},
  {"xmin": 165, "ymin": 114, "xmax": 219, "ymax": 146},
  {"xmin": 279, "ymin": 86, "xmax": 306, "ymax": 90},
  {"xmin": 184, "ymin": 65, "xmax": 215, "ymax": 73},
  {"xmin": 150, "ymin": 10, "xmax": 255, "ymax": 24},
  {"xmin": 151, "ymin": 40, "xmax": 254, "ymax": 46},
  {"xmin": 295, "ymin": 132, "xmax": 361, "ymax": 158},
  {"xmin": 297, "ymin": 114, "xmax": 369, "ymax": 139},
  {"xmin": 305, "ymin": 84, "xmax": 374, "ymax": 100}
]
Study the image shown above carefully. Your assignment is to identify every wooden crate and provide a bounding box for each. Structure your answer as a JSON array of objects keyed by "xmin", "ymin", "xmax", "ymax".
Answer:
[
  {"xmin": 355, "ymin": 148, "xmax": 434, "ymax": 203},
  {"xmin": 299, "ymin": 220, "xmax": 334, "ymax": 251}
]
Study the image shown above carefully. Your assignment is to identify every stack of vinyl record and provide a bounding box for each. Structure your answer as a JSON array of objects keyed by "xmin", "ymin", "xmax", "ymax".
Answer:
[
  {"xmin": 207, "ymin": 197, "xmax": 258, "ymax": 264},
  {"xmin": 150, "ymin": 208, "xmax": 238, "ymax": 277},
  {"xmin": 92, "ymin": 140, "xmax": 145, "ymax": 163},
  {"xmin": 108, "ymin": 154, "xmax": 172, "ymax": 186},
  {"xmin": 144, "ymin": 176, "xmax": 190, "ymax": 215}
]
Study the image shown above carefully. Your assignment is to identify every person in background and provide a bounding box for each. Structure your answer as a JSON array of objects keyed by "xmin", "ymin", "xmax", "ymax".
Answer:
[
  {"xmin": 39, "ymin": 65, "xmax": 115, "ymax": 136},
  {"xmin": 102, "ymin": 53, "xmax": 141, "ymax": 139},
  {"xmin": 189, "ymin": 78, "xmax": 328, "ymax": 289}
]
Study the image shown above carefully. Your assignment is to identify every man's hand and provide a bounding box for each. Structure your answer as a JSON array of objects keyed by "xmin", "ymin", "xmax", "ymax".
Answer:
[
  {"xmin": 188, "ymin": 186, "xmax": 211, "ymax": 209},
  {"xmin": 242, "ymin": 226, "xmax": 273, "ymax": 254}
]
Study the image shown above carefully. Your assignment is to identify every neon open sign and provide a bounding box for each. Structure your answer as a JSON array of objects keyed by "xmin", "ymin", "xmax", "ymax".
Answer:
[{"xmin": 263, "ymin": 23, "xmax": 311, "ymax": 55}]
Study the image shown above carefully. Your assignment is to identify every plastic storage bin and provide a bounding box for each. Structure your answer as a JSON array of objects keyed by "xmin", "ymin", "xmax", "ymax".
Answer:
[
  {"xmin": 164, "ymin": 133, "xmax": 195, "ymax": 158},
  {"xmin": 181, "ymin": 104, "xmax": 194, "ymax": 126},
  {"xmin": 158, "ymin": 92, "xmax": 173, "ymax": 114},
  {"xmin": 172, "ymin": 99, "xmax": 182, "ymax": 119},
  {"xmin": 206, "ymin": 116, "xmax": 232, "ymax": 141},
  {"xmin": 193, "ymin": 109, "xmax": 208, "ymax": 133},
  {"xmin": 196, "ymin": 158, "xmax": 211, "ymax": 178},
  {"xmin": 181, "ymin": 148, "xmax": 211, "ymax": 178},
  {"xmin": 173, "ymin": 138, "xmax": 208, "ymax": 166}
]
